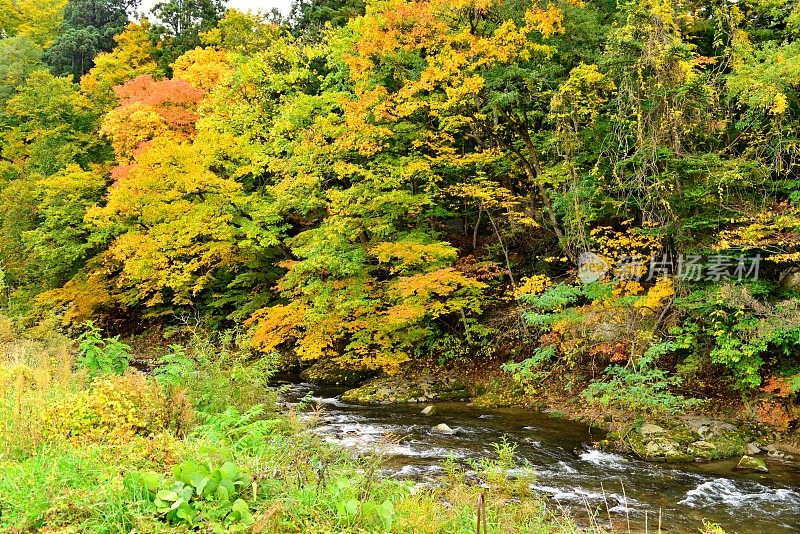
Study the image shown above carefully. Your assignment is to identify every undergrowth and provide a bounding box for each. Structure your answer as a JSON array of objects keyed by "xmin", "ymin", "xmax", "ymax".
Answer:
[{"xmin": 0, "ymin": 320, "xmax": 592, "ymax": 533}]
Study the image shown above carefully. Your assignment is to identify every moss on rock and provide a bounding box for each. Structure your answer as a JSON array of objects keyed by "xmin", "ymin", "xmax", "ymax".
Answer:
[
  {"xmin": 736, "ymin": 455, "xmax": 768, "ymax": 472},
  {"xmin": 341, "ymin": 376, "xmax": 470, "ymax": 404},
  {"xmin": 626, "ymin": 419, "xmax": 750, "ymax": 462}
]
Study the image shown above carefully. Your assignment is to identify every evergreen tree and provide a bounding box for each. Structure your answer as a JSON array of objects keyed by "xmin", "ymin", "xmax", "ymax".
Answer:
[{"xmin": 45, "ymin": 0, "xmax": 140, "ymax": 80}]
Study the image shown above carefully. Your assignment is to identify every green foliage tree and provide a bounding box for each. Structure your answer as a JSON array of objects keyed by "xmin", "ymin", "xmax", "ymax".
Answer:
[
  {"xmin": 22, "ymin": 165, "xmax": 106, "ymax": 290},
  {"xmin": 45, "ymin": 0, "xmax": 141, "ymax": 80},
  {"xmin": 0, "ymin": 37, "xmax": 44, "ymax": 105},
  {"xmin": 149, "ymin": 0, "xmax": 225, "ymax": 71},
  {"xmin": 1, "ymin": 70, "xmax": 105, "ymax": 176},
  {"xmin": 290, "ymin": 0, "xmax": 365, "ymax": 37}
]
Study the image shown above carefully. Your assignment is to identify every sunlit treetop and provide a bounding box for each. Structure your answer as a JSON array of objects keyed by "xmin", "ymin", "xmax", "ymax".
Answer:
[
  {"xmin": 80, "ymin": 21, "xmax": 160, "ymax": 110},
  {"xmin": 172, "ymin": 46, "xmax": 232, "ymax": 90},
  {"xmin": 199, "ymin": 9, "xmax": 284, "ymax": 53},
  {"xmin": 101, "ymin": 75, "xmax": 204, "ymax": 163},
  {"xmin": 0, "ymin": 0, "xmax": 67, "ymax": 47}
]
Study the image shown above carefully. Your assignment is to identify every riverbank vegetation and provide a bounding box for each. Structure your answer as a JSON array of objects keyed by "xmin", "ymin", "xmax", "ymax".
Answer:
[
  {"xmin": 1, "ymin": 0, "xmax": 800, "ymax": 467},
  {"xmin": 0, "ymin": 322, "xmax": 606, "ymax": 532}
]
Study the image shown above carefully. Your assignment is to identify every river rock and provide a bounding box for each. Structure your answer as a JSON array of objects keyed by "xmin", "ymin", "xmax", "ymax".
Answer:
[
  {"xmin": 746, "ymin": 442, "xmax": 762, "ymax": 455},
  {"xmin": 421, "ymin": 405, "xmax": 436, "ymax": 415},
  {"xmin": 642, "ymin": 437, "xmax": 687, "ymax": 461},
  {"xmin": 644, "ymin": 440, "xmax": 666, "ymax": 457},
  {"xmin": 682, "ymin": 417, "xmax": 738, "ymax": 440},
  {"xmin": 640, "ymin": 423, "xmax": 668, "ymax": 436},
  {"xmin": 735, "ymin": 455, "xmax": 768, "ymax": 472},
  {"xmin": 781, "ymin": 269, "xmax": 800, "ymax": 290},
  {"xmin": 341, "ymin": 375, "xmax": 470, "ymax": 404},
  {"xmin": 627, "ymin": 416, "xmax": 753, "ymax": 463},
  {"xmin": 432, "ymin": 423, "xmax": 455, "ymax": 435}
]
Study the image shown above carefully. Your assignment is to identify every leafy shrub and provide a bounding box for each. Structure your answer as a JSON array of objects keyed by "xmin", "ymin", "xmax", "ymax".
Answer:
[
  {"xmin": 192, "ymin": 404, "xmax": 290, "ymax": 453},
  {"xmin": 181, "ymin": 331, "xmax": 277, "ymax": 414},
  {"xmin": 582, "ymin": 342, "xmax": 704, "ymax": 415},
  {"xmin": 154, "ymin": 344, "xmax": 195, "ymax": 388},
  {"xmin": 429, "ymin": 321, "xmax": 497, "ymax": 364},
  {"xmin": 138, "ymin": 460, "xmax": 254, "ymax": 529},
  {"xmin": 76, "ymin": 321, "xmax": 132, "ymax": 378},
  {"xmin": 676, "ymin": 283, "xmax": 800, "ymax": 391},
  {"xmin": 466, "ymin": 437, "xmax": 535, "ymax": 498},
  {"xmin": 502, "ymin": 346, "xmax": 557, "ymax": 394},
  {"xmin": 44, "ymin": 372, "xmax": 195, "ymax": 443},
  {"xmin": 520, "ymin": 280, "xmax": 667, "ymax": 367}
]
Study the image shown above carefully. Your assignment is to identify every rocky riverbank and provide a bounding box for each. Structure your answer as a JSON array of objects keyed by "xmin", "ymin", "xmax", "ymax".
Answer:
[
  {"xmin": 603, "ymin": 419, "xmax": 752, "ymax": 463},
  {"xmin": 297, "ymin": 363, "xmax": 797, "ymax": 467}
]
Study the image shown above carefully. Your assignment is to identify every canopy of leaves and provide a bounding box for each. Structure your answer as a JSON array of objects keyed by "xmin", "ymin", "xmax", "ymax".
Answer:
[{"xmin": 2, "ymin": 0, "xmax": 800, "ymax": 393}]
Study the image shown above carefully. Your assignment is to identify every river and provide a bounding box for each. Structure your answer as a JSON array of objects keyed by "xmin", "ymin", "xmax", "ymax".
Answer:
[{"xmin": 276, "ymin": 378, "xmax": 800, "ymax": 533}]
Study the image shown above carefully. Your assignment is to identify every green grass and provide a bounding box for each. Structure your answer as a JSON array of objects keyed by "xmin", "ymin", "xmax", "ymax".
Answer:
[
  {"xmin": 0, "ymin": 443, "xmax": 169, "ymax": 531},
  {"xmin": 0, "ymin": 417, "xmax": 582, "ymax": 533},
  {"xmin": 0, "ymin": 327, "xmax": 718, "ymax": 533}
]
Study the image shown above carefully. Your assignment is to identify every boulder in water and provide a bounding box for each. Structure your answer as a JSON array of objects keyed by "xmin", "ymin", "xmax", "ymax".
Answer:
[
  {"xmin": 735, "ymin": 455, "xmax": 768, "ymax": 473},
  {"xmin": 340, "ymin": 375, "xmax": 470, "ymax": 404},
  {"xmin": 627, "ymin": 418, "xmax": 751, "ymax": 462},
  {"xmin": 421, "ymin": 405, "xmax": 436, "ymax": 415},
  {"xmin": 432, "ymin": 423, "xmax": 455, "ymax": 435},
  {"xmin": 642, "ymin": 437, "xmax": 689, "ymax": 461}
]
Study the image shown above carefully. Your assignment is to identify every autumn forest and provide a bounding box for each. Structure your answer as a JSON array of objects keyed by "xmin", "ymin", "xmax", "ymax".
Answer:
[{"xmin": 1, "ymin": 0, "xmax": 800, "ymax": 530}]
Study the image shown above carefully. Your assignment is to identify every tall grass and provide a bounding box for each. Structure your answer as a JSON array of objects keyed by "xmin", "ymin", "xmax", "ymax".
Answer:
[{"xmin": 0, "ymin": 326, "xmax": 77, "ymax": 459}]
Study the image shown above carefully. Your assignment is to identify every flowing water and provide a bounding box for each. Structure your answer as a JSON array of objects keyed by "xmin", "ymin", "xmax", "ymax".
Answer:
[{"xmin": 276, "ymin": 378, "xmax": 800, "ymax": 533}]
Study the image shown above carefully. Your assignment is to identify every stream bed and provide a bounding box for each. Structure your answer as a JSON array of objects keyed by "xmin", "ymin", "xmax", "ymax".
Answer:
[{"xmin": 277, "ymin": 379, "xmax": 800, "ymax": 533}]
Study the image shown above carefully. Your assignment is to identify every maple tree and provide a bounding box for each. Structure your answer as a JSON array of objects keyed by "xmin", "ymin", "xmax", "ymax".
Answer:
[
  {"xmin": 100, "ymin": 74, "xmax": 203, "ymax": 163},
  {"xmin": 80, "ymin": 21, "xmax": 160, "ymax": 109}
]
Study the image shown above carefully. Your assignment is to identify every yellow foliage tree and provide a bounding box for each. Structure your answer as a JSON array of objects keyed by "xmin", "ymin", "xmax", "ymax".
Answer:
[
  {"xmin": 86, "ymin": 138, "xmax": 249, "ymax": 308},
  {"xmin": 172, "ymin": 47, "xmax": 232, "ymax": 91},
  {"xmin": 80, "ymin": 21, "xmax": 159, "ymax": 110},
  {"xmin": 0, "ymin": 0, "xmax": 67, "ymax": 47}
]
